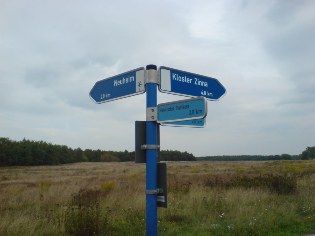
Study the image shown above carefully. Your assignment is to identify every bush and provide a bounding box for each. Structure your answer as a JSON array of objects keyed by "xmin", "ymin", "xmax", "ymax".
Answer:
[
  {"xmin": 168, "ymin": 175, "xmax": 192, "ymax": 194},
  {"xmin": 64, "ymin": 188, "xmax": 109, "ymax": 236},
  {"xmin": 100, "ymin": 181, "xmax": 116, "ymax": 193},
  {"xmin": 266, "ymin": 174, "xmax": 297, "ymax": 194},
  {"xmin": 202, "ymin": 173, "xmax": 297, "ymax": 194}
]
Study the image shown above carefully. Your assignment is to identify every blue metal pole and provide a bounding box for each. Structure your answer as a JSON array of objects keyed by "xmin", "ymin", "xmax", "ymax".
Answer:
[{"xmin": 146, "ymin": 65, "xmax": 158, "ymax": 236}]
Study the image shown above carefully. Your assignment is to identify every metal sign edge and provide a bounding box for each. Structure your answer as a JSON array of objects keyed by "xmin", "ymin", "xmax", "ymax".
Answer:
[{"xmin": 160, "ymin": 118, "xmax": 206, "ymax": 128}]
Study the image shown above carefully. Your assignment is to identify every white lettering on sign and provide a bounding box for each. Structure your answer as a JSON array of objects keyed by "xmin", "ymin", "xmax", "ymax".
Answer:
[
  {"xmin": 100, "ymin": 93, "xmax": 111, "ymax": 100},
  {"xmin": 194, "ymin": 78, "xmax": 208, "ymax": 87},
  {"xmin": 113, "ymin": 76, "xmax": 135, "ymax": 87},
  {"xmin": 201, "ymin": 90, "xmax": 213, "ymax": 97},
  {"xmin": 172, "ymin": 73, "xmax": 208, "ymax": 87},
  {"xmin": 172, "ymin": 73, "xmax": 192, "ymax": 84}
]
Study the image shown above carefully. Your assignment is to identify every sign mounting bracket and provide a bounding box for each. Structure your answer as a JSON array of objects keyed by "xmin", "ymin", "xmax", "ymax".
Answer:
[
  {"xmin": 141, "ymin": 144, "xmax": 160, "ymax": 150},
  {"xmin": 145, "ymin": 69, "xmax": 159, "ymax": 84},
  {"xmin": 146, "ymin": 107, "xmax": 157, "ymax": 121},
  {"xmin": 146, "ymin": 188, "xmax": 163, "ymax": 195}
]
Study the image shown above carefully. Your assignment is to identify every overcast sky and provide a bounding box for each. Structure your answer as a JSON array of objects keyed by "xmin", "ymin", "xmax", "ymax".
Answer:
[{"xmin": 1, "ymin": 0, "xmax": 314, "ymax": 156}]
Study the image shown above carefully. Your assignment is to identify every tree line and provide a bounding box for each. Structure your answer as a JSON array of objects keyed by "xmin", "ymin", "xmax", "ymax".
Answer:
[
  {"xmin": 1, "ymin": 138, "xmax": 314, "ymax": 166},
  {"xmin": 0, "ymin": 138, "xmax": 196, "ymax": 166},
  {"xmin": 197, "ymin": 154, "xmax": 298, "ymax": 161},
  {"xmin": 198, "ymin": 147, "xmax": 315, "ymax": 161}
]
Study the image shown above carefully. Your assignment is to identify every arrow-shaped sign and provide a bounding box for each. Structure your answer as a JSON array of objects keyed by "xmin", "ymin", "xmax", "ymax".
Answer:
[
  {"xmin": 90, "ymin": 67, "xmax": 145, "ymax": 103},
  {"xmin": 159, "ymin": 66, "xmax": 226, "ymax": 100},
  {"xmin": 157, "ymin": 97, "xmax": 207, "ymax": 123}
]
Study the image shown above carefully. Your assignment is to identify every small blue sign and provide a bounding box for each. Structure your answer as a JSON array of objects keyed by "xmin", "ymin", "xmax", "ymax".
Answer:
[
  {"xmin": 163, "ymin": 118, "xmax": 205, "ymax": 128},
  {"xmin": 159, "ymin": 66, "xmax": 226, "ymax": 100},
  {"xmin": 157, "ymin": 97, "xmax": 207, "ymax": 123},
  {"xmin": 90, "ymin": 67, "xmax": 145, "ymax": 103}
]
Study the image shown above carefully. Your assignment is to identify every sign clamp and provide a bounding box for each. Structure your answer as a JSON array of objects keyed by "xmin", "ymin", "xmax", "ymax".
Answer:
[
  {"xmin": 141, "ymin": 144, "xmax": 160, "ymax": 150},
  {"xmin": 145, "ymin": 69, "xmax": 159, "ymax": 84},
  {"xmin": 146, "ymin": 188, "xmax": 163, "ymax": 195},
  {"xmin": 146, "ymin": 107, "xmax": 157, "ymax": 121}
]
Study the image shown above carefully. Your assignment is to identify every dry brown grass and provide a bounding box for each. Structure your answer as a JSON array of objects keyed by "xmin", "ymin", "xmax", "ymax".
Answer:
[{"xmin": 1, "ymin": 160, "xmax": 315, "ymax": 235}]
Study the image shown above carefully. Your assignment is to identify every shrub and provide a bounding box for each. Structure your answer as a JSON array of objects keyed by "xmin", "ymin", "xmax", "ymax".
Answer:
[
  {"xmin": 168, "ymin": 175, "xmax": 191, "ymax": 194},
  {"xmin": 100, "ymin": 181, "xmax": 116, "ymax": 193},
  {"xmin": 202, "ymin": 173, "xmax": 297, "ymax": 194},
  {"xmin": 266, "ymin": 174, "xmax": 297, "ymax": 194},
  {"xmin": 64, "ymin": 188, "xmax": 109, "ymax": 236}
]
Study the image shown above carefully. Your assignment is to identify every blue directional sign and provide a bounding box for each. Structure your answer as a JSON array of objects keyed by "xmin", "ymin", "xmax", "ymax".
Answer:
[
  {"xmin": 159, "ymin": 66, "xmax": 226, "ymax": 100},
  {"xmin": 163, "ymin": 118, "xmax": 206, "ymax": 128},
  {"xmin": 157, "ymin": 97, "xmax": 207, "ymax": 123},
  {"xmin": 90, "ymin": 67, "xmax": 145, "ymax": 103}
]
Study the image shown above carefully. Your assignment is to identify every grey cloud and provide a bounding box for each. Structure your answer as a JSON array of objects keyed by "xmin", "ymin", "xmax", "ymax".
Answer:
[
  {"xmin": 263, "ymin": 13, "xmax": 315, "ymax": 105},
  {"xmin": 24, "ymin": 66, "xmax": 61, "ymax": 88},
  {"xmin": 1, "ymin": 0, "xmax": 314, "ymax": 156}
]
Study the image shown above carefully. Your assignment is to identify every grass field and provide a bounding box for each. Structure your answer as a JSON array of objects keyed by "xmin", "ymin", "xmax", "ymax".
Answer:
[{"xmin": 1, "ymin": 160, "xmax": 315, "ymax": 235}]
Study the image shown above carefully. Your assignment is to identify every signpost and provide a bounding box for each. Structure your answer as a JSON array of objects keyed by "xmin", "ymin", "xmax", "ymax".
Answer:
[
  {"xmin": 145, "ymin": 65, "xmax": 159, "ymax": 236},
  {"xmin": 159, "ymin": 66, "xmax": 226, "ymax": 100},
  {"xmin": 90, "ymin": 65, "xmax": 226, "ymax": 236},
  {"xmin": 89, "ymin": 67, "xmax": 145, "ymax": 103},
  {"xmin": 157, "ymin": 97, "xmax": 207, "ymax": 123}
]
